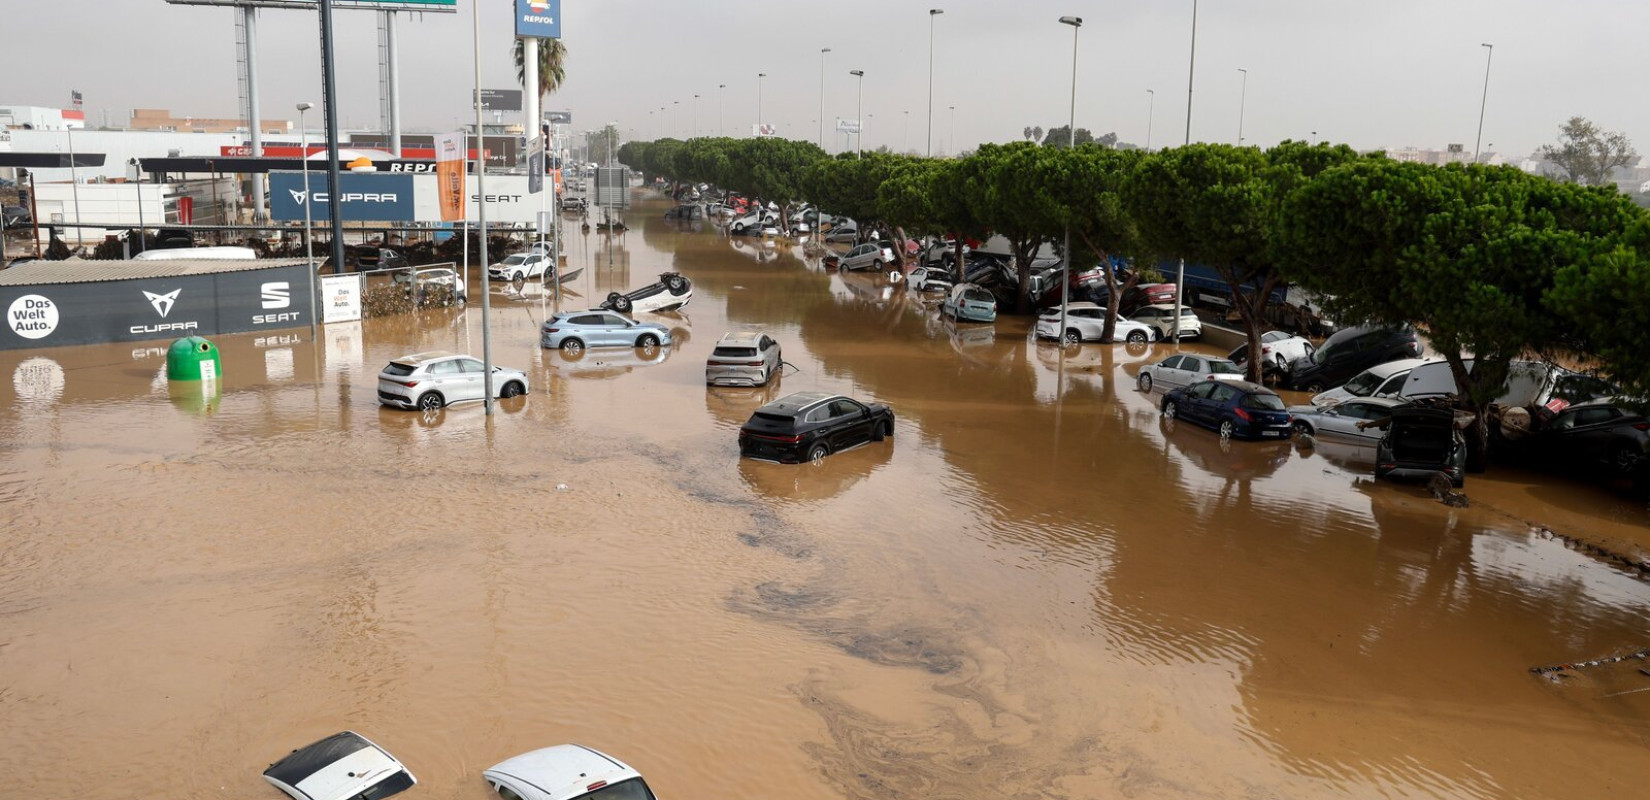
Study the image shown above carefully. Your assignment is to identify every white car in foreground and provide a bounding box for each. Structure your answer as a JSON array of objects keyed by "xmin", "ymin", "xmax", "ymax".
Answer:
[
  {"xmin": 489, "ymin": 253, "xmax": 552, "ymax": 282},
  {"xmin": 1036, "ymin": 301, "xmax": 1157, "ymax": 344},
  {"xmin": 485, "ymin": 744, "xmax": 658, "ymax": 800},
  {"xmin": 263, "ymin": 731, "xmax": 416, "ymax": 800},
  {"xmin": 377, "ymin": 351, "xmax": 530, "ymax": 410}
]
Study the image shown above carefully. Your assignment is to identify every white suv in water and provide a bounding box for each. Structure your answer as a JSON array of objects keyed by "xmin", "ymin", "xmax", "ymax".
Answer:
[{"xmin": 377, "ymin": 351, "xmax": 529, "ymax": 410}]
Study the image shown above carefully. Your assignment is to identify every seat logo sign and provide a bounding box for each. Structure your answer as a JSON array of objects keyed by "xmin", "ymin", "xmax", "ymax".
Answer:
[
  {"xmin": 144, "ymin": 289, "xmax": 181, "ymax": 318},
  {"xmin": 261, "ymin": 282, "xmax": 291, "ymax": 310}
]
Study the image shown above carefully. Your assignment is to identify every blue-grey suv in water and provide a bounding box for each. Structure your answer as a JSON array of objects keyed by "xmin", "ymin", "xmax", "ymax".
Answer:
[{"xmin": 540, "ymin": 309, "xmax": 673, "ymax": 354}]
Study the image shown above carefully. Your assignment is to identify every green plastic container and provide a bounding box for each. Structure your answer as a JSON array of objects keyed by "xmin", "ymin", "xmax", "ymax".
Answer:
[{"xmin": 166, "ymin": 336, "xmax": 222, "ymax": 382}]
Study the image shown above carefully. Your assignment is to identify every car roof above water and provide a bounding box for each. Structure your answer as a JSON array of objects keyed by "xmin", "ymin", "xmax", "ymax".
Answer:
[
  {"xmin": 390, "ymin": 351, "xmax": 458, "ymax": 366},
  {"xmin": 717, "ymin": 331, "xmax": 765, "ymax": 347},
  {"xmin": 759, "ymin": 391, "xmax": 838, "ymax": 416}
]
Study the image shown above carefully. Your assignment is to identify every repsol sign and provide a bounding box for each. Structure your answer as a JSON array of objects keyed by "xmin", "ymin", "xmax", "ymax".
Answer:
[{"xmin": 0, "ymin": 263, "xmax": 314, "ymax": 350}]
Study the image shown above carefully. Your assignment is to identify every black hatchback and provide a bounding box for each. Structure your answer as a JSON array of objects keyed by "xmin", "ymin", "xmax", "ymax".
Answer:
[
  {"xmin": 1285, "ymin": 325, "xmax": 1421, "ymax": 393},
  {"xmin": 739, "ymin": 392, "xmax": 895, "ymax": 463}
]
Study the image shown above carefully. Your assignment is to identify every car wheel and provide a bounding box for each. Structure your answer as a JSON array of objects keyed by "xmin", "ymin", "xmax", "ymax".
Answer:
[
  {"xmin": 1611, "ymin": 443, "xmax": 1640, "ymax": 474},
  {"xmin": 636, "ymin": 333, "xmax": 660, "ymax": 349},
  {"xmin": 733, "ymin": 223, "xmax": 745, "ymax": 233},
  {"xmin": 1127, "ymin": 330, "xmax": 1148, "ymax": 344},
  {"xmin": 1219, "ymin": 419, "xmax": 1237, "ymax": 439},
  {"xmin": 872, "ymin": 259, "xmax": 884, "ymax": 271},
  {"xmin": 1163, "ymin": 400, "xmax": 1177, "ymax": 419},
  {"xmin": 1063, "ymin": 329, "xmax": 1081, "ymax": 346},
  {"xmin": 501, "ymin": 381, "xmax": 525, "ymax": 399},
  {"xmin": 614, "ymin": 295, "xmax": 633, "ymax": 313},
  {"xmin": 1138, "ymin": 373, "xmax": 1153, "ymax": 392},
  {"xmin": 560, "ymin": 338, "xmax": 584, "ymax": 354},
  {"xmin": 807, "ymin": 443, "xmax": 829, "ymax": 462},
  {"xmin": 1292, "ymin": 421, "xmax": 1313, "ymax": 437},
  {"xmin": 1276, "ymin": 353, "xmax": 1289, "ymax": 370},
  {"xmin": 417, "ymin": 392, "xmax": 444, "ymax": 411},
  {"xmin": 1302, "ymin": 381, "xmax": 1326, "ymax": 394},
  {"xmin": 666, "ymin": 275, "xmax": 688, "ymax": 293}
]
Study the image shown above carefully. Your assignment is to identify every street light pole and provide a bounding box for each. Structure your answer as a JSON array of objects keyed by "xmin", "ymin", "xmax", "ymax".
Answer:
[
  {"xmin": 850, "ymin": 70, "xmax": 865, "ymax": 156},
  {"xmin": 297, "ymin": 102, "xmax": 316, "ymax": 340},
  {"xmin": 1474, "ymin": 43, "xmax": 1494, "ymax": 164},
  {"xmin": 470, "ymin": 0, "xmax": 494, "ymax": 414},
  {"xmin": 1236, "ymin": 67, "xmax": 1248, "ymax": 145},
  {"xmin": 1146, "ymin": 89, "xmax": 1155, "ymax": 150},
  {"xmin": 757, "ymin": 73, "xmax": 766, "ymax": 135},
  {"xmin": 719, "ymin": 84, "xmax": 726, "ymax": 137},
  {"xmin": 1058, "ymin": 16, "xmax": 1081, "ymax": 345},
  {"xmin": 693, "ymin": 94, "xmax": 700, "ymax": 138},
  {"xmin": 948, "ymin": 105, "xmax": 955, "ymax": 155},
  {"xmin": 1176, "ymin": 0, "xmax": 1198, "ymax": 344},
  {"xmin": 819, "ymin": 48, "xmax": 831, "ymax": 149},
  {"xmin": 927, "ymin": 8, "xmax": 943, "ymax": 157}
]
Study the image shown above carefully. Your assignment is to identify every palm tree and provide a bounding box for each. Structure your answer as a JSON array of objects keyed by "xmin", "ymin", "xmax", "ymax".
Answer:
[{"xmin": 512, "ymin": 36, "xmax": 567, "ymax": 106}]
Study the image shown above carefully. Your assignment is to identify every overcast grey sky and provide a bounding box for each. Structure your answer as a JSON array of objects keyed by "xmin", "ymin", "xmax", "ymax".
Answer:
[{"xmin": 7, "ymin": 0, "xmax": 1648, "ymax": 159}]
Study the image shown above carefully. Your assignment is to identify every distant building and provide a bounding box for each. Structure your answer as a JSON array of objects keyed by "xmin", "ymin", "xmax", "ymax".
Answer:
[
  {"xmin": 128, "ymin": 108, "xmax": 290, "ymax": 135},
  {"xmin": 0, "ymin": 105, "xmax": 84, "ymax": 131}
]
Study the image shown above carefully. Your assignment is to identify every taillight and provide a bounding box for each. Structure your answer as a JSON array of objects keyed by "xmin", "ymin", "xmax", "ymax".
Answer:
[
  {"xmin": 1635, "ymin": 422, "xmax": 1649, "ymax": 432},
  {"xmin": 587, "ymin": 782, "xmax": 608, "ymax": 791},
  {"xmin": 399, "ymin": 380, "xmax": 420, "ymax": 388},
  {"xmin": 1233, "ymin": 407, "xmax": 1252, "ymax": 422},
  {"xmin": 746, "ymin": 361, "xmax": 764, "ymax": 367},
  {"xmin": 546, "ymin": 327, "xmax": 560, "ymax": 333}
]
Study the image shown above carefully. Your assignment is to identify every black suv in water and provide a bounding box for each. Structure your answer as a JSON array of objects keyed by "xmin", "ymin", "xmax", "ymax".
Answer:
[
  {"xmin": 739, "ymin": 392, "xmax": 895, "ymax": 463},
  {"xmin": 1285, "ymin": 325, "xmax": 1421, "ymax": 393}
]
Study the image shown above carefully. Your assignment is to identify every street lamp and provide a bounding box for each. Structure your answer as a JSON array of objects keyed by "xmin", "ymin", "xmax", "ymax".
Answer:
[
  {"xmin": 693, "ymin": 94, "xmax": 700, "ymax": 138},
  {"xmin": 718, "ymin": 85, "xmax": 725, "ymax": 137},
  {"xmin": 928, "ymin": 8, "xmax": 944, "ymax": 157},
  {"xmin": 1058, "ymin": 15, "xmax": 1081, "ymax": 344},
  {"xmin": 757, "ymin": 73, "xmax": 766, "ymax": 135},
  {"xmin": 1474, "ymin": 43, "xmax": 1494, "ymax": 164},
  {"xmin": 673, "ymin": 100, "xmax": 680, "ymax": 137},
  {"xmin": 1176, "ymin": 0, "xmax": 1199, "ymax": 343},
  {"xmin": 296, "ymin": 101, "xmax": 316, "ymax": 340},
  {"xmin": 903, "ymin": 110, "xmax": 910, "ymax": 153},
  {"xmin": 1236, "ymin": 67, "xmax": 1248, "ymax": 145},
  {"xmin": 948, "ymin": 105, "xmax": 955, "ymax": 155},
  {"xmin": 819, "ymin": 48, "xmax": 831, "ymax": 149},
  {"xmin": 1146, "ymin": 89, "xmax": 1155, "ymax": 150},
  {"xmin": 850, "ymin": 69, "xmax": 865, "ymax": 155}
]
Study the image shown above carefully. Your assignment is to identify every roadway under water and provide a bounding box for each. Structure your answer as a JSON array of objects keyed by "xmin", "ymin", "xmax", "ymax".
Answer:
[{"xmin": 2, "ymin": 191, "xmax": 1648, "ymax": 800}]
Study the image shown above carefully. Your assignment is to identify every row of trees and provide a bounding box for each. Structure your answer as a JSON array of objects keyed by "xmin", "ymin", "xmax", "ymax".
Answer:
[{"xmin": 620, "ymin": 136, "xmax": 1650, "ymax": 467}]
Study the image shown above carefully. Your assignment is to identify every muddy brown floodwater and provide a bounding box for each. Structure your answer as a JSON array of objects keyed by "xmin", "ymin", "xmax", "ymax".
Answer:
[{"xmin": 3, "ymin": 192, "xmax": 1650, "ymax": 800}]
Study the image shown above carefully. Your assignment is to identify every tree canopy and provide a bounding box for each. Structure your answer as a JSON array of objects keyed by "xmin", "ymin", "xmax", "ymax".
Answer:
[{"xmin": 1539, "ymin": 116, "xmax": 1638, "ymax": 187}]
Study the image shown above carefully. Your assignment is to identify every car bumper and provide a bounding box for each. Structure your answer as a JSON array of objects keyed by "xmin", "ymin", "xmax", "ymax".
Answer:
[
  {"xmin": 377, "ymin": 389, "xmax": 416, "ymax": 409},
  {"xmin": 739, "ymin": 437, "xmax": 803, "ymax": 464},
  {"xmin": 707, "ymin": 367, "xmax": 770, "ymax": 386}
]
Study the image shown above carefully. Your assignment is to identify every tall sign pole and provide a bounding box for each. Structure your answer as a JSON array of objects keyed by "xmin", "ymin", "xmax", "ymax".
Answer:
[
  {"xmin": 318, "ymin": 0, "xmax": 347, "ymax": 277},
  {"xmin": 476, "ymin": 0, "xmax": 494, "ymax": 414}
]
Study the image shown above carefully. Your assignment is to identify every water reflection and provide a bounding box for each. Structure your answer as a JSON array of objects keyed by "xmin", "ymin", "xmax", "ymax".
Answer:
[{"xmin": 737, "ymin": 440, "xmax": 893, "ymax": 504}]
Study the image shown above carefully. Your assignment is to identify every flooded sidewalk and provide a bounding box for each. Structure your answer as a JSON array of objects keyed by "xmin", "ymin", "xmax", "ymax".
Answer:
[{"xmin": 1, "ymin": 194, "xmax": 1648, "ymax": 800}]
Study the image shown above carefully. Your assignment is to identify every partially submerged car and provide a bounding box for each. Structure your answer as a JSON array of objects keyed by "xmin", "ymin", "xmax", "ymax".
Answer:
[
  {"xmin": 541, "ymin": 310, "xmax": 673, "ymax": 353},
  {"xmin": 392, "ymin": 266, "xmax": 468, "ymax": 304},
  {"xmin": 1228, "ymin": 330, "xmax": 1315, "ymax": 372},
  {"xmin": 1284, "ymin": 325, "xmax": 1421, "ymax": 393},
  {"xmin": 1161, "ymin": 379, "xmax": 1294, "ymax": 440},
  {"xmin": 377, "ymin": 351, "xmax": 530, "ymax": 410},
  {"xmin": 707, "ymin": 330, "xmax": 783, "ymax": 387},
  {"xmin": 484, "ymin": 744, "xmax": 657, "ymax": 800},
  {"xmin": 1035, "ymin": 301, "xmax": 1156, "ymax": 344},
  {"xmin": 489, "ymin": 253, "xmax": 552, "ymax": 282},
  {"xmin": 1309, "ymin": 358, "xmax": 1429, "ymax": 408},
  {"xmin": 1286, "ymin": 395, "xmax": 1405, "ymax": 443},
  {"xmin": 599, "ymin": 272, "xmax": 694, "ymax": 314},
  {"xmin": 263, "ymin": 731, "xmax": 416, "ymax": 800},
  {"xmin": 834, "ymin": 240, "xmax": 898, "ymax": 272},
  {"xmin": 1131, "ymin": 304, "xmax": 1203, "ymax": 340},
  {"xmin": 1135, "ymin": 353, "xmax": 1243, "ymax": 393},
  {"xmin": 941, "ymin": 282, "xmax": 997, "ymax": 323},
  {"xmin": 739, "ymin": 391, "xmax": 895, "ymax": 463},
  {"xmin": 1374, "ymin": 402, "xmax": 1467, "ymax": 487}
]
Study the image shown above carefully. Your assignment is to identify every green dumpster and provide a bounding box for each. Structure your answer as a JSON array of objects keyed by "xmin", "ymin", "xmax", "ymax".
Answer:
[{"xmin": 166, "ymin": 336, "xmax": 222, "ymax": 382}]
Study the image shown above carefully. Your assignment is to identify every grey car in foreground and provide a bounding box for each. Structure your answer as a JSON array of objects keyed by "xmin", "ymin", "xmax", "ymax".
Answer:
[{"xmin": 377, "ymin": 351, "xmax": 529, "ymax": 410}]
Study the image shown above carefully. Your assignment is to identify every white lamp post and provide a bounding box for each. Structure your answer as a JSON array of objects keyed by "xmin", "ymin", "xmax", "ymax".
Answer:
[
  {"xmin": 297, "ymin": 101, "xmax": 316, "ymax": 340},
  {"xmin": 928, "ymin": 8, "xmax": 943, "ymax": 157},
  {"xmin": 1058, "ymin": 15, "xmax": 1081, "ymax": 343},
  {"xmin": 1236, "ymin": 67, "xmax": 1248, "ymax": 145},
  {"xmin": 1474, "ymin": 43, "xmax": 1494, "ymax": 164},
  {"xmin": 850, "ymin": 70, "xmax": 865, "ymax": 155},
  {"xmin": 819, "ymin": 48, "xmax": 831, "ymax": 149}
]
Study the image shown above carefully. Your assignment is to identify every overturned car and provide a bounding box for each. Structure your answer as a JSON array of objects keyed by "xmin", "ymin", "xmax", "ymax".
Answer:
[{"xmin": 600, "ymin": 272, "xmax": 694, "ymax": 314}]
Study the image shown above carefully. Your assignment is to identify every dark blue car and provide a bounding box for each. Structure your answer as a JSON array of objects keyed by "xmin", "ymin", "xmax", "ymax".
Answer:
[{"xmin": 1162, "ymin": 379, "xmax": 1293, "ymax": 440}]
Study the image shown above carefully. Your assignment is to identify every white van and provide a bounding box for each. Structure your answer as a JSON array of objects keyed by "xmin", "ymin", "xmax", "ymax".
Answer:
[{"xmin": 1400, "ymin": 359, "xmax": 1617, "ymax": 412}]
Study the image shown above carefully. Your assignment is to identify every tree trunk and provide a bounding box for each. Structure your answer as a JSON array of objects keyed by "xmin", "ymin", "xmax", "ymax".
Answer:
[
  {"xmin": 891, "ymin": 226, "xmax": 910, "ymax": 271},
  {"xmin": 1232, "ymin": 275, "xmax": 1280, "ymax": 384},
  {"xmin": 953, "ymin": 238, "xmax": 967, "ymax": 284},
  {"xmin": 1014, "ymin": 241, "xmax": 1038, "ymax": 315}
]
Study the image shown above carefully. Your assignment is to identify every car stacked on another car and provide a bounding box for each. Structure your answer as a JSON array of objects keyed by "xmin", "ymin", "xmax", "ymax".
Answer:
[
  {"xmin": 1286, "ymin": 395, "xmax": 1405, "ymax": 443},
  {"xmin": 1136, "ymin": 353, "xmax": 1243, "ymax": 393},
  {"xmin": 377, "ymin": 352, "xmax": 529, "ymax": 410},
  {"xmin": 834, "ymin": 241, "xmax": 897, "ymax": 272},
  {"xmin": 1228, "ymin": 330, "xmax": 1316, "ymax": 372},
  {"xmin": 1512, "ymin": 399, "xmax": 1650, "ymax": 476},
  {"xmin": 706, "ymin": 331, "xmax": 783, "ymax": 387},
  {"xmin": 1284, "ymin": 325, "xmax": 1421, "ymax": 393},
  {"xmin": 1161, "ymin": 380, "xmax": 1294, "ymax": 440},
  {"xmin": 1310, "ymin": 358, "xmax": 1429, "ymax": 408},
  {"xmin": 1035, "ymin": 301, "xmax": 1157, "ymax": 344},
  {"xmin": 541, "ymin": 310, "xmax": 674, "ymax": 354},
  {"xmin": 739, "ymin": 391, "xmax": 895, "ymax": 463}
]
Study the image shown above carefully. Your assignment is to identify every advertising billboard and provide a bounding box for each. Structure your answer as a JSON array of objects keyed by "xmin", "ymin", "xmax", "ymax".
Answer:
[
  {"xmin": 434, "ymin": 132, "xmax": 466, "ymax": 222},
  {"xmin": 475, "ymin": 89, "xmax": 523, "ymax": 112},
  {"xmin": 515, "ymin": 0, "xmax": 561, "ymax": 38},
  {"xmin": 1, "ymin": 264, "xmax": 315, "ymax": 351},
  {"xmin": 270, "ymin": 173, "xmax": 415, "ymax": 222}
]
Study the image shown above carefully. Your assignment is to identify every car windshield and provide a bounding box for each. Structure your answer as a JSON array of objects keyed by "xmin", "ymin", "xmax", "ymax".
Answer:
[
  {"xmin": 1242, "ymin": 393, "xmax": 1287, "ymax": 411},
  {"xmin": 1208, "ymin": 359, "xmax": 1241, "ymax": 375},
  {"xmin": 503, "ymin": 255, "xmax": 527, "ymax": 265},
  {"xmin": 753, "ymin": 412, "xmax": 793, "ymax": 425},
  {"xmin": 1341, "ymin": 371, "xmax": 1383, "ymax": 397},
  {"xmin": 383, "ymin": 362, "xmax": 416, "ymax": 377},
  {"xmin": 577, "ymin": 778, "xmax": 657, "ymax": 800}
]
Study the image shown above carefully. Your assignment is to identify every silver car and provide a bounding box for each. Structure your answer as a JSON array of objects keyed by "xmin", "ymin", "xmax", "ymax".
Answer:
[
  {"xmin": 837, "ymin": 241, "xmax": 897, "ymax": 271},
  {"xmin": 1286, "ymin": 396, "xmax": 1404, "ymax": 442},
  {"xmin": 1135, "ymin": 353, "xmax": 1243, "ymax": 393},
  {"xmin": 540, "ymin": 309, "xmax": 673, "ymax": 353},
  {"xmin": 377, "ymin": 351, "xmax": 529, "ymax": 410},
  {"xmin": 706, "ymin": 331, "xmax": 783, "ymax": 386}
]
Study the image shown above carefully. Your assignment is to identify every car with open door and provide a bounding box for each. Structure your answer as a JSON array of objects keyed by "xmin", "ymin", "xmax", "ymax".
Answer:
[{"xmin": 739, "ymin": 391, "xmax": 895, "ymax": 463}]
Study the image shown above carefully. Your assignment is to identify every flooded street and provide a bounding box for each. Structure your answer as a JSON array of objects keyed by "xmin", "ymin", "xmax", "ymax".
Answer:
[{"xmin": 4, "ymin": 191, "xmax": 1650, "ymax": 800}]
